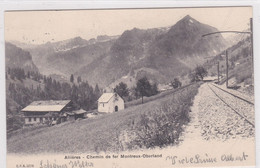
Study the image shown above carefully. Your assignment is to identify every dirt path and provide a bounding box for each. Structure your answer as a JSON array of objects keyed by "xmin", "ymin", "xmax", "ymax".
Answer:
[{"xmin": 179, "ymin": 84, "xmax": 204, "ymax": 143}]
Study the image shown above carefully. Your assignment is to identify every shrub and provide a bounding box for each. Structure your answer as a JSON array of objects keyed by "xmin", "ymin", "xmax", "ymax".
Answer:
[
  {"xmin": 128, "ymin": 83, "xmax": 200, "ymax": 149},
  {"xmin": 189, "ymin": 66, "xmax": 208, "ymax": 82}
]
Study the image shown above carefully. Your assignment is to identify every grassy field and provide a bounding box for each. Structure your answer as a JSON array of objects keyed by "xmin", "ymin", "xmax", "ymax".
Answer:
[
  {"xmin": 7, "ymin": 82, "xmax": 201, "ymax": 154},
  {"xmin": 125, "ymin": 83, "xmax": 193, "ymax": 107}
]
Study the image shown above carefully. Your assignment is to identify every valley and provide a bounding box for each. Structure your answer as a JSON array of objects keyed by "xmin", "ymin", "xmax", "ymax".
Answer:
[{"xmin": 5, "ymin": 13, "xmax": 254, "ymax": 155}]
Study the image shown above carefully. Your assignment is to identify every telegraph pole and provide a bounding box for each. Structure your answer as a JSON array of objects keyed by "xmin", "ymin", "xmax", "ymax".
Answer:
[
  {"xmin": 250, "ymin": 18, "xmax": 254, "ymax": 84},
  {"xmin": 217, "ymin": 61, "xmax": 220, "ymax": 83},
  {"xmin": 250, "ymin": 18, "xmax": 253, "ymax": 59},
  {"xmin": 226, "ymin": 50, "xmax": 228, "ymax": 88},
  {"xmin": 202, "ymin": 20, "xmax": 253, "ymax": 88}
]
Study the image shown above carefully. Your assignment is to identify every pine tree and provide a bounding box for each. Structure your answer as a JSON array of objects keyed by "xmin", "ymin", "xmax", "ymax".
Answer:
[
  {"xmin": 77, "ymin": 76, "xmax": 82, "ymax": 83},
  {"xmin": 27, "ymin": 71, "xmax": 31, "ymax": 79},
  {"xmin": 94, "ymin": 84, "xmax": 101, "ymax": 100},
  {"xmin": 70, "ymin": 74, "xmax": 74, "ymax": 83}
]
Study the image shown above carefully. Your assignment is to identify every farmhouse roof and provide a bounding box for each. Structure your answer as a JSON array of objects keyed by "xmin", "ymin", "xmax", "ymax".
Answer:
[
  {"xmin": 21, "ymin": 100, "xmax": 71, "ymax": 112},
  {"xmin": 98, "ymin": 93, "xmax": 115, "ymax": 103}
]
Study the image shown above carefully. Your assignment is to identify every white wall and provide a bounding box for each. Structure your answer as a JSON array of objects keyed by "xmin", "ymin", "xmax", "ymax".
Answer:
[
  {"xmin": 24, "ymin": 117, "xmax": 48, "ymax": 125},
  {"xmin": 98, "ymin": 95, "xmax": 125, "ymax": 113},
  {"xmin": 108, "ymin": 97, "xmax": 124, "ymax": 112},
  {"xmin": 98, "ymin": 102, "xmax": 110, "ymax": 113}
]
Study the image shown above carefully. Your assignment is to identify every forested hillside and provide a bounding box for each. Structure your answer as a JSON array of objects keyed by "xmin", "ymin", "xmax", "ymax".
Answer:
[{"xmin": 5, "ymin": 43, "xmax": 102, "ymax": 132}]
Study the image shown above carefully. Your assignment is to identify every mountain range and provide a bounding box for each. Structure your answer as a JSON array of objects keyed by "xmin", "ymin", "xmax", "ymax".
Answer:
[{"xmin": 7, "ymin": 15, "xmax": 228, "ymax": 88}]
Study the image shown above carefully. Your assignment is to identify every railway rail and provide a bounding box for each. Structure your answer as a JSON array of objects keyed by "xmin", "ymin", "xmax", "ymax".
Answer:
[
  {"xmin": 211, "ymin": 83, "xmax": 254, "ymax": 105},
  {"xmin": 207, "ymin": 83, "xmax": 255, "ymax": 128}
]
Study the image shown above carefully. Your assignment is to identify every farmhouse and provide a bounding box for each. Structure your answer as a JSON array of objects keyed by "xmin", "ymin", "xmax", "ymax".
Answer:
[
  {"xmin": 21, "ymin": 100, "xmax": 73, "ymax": 125},
  {"xmin": 98, "ymin": 93, "xmax": 124, "ymax": 113}
]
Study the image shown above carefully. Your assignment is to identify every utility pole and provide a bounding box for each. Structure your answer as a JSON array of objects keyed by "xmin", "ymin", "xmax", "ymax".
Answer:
[
  {"xmin": 202, "ymin": 23, "xmax": 253, "ymax": 88},
  {"xmin": 250, "ymin": 18, "xmax": 254, "ymax": 85},
  {"xmin": 250, "ymin": 18, "xmax": 253, "ymax": 60},
  {"xmin": 226, "ymin": 50, "xmax": 228, "ymax": 88},
  {"xmin": 217, "ymin": 61, "xmax": 220, "ymax": 84}
]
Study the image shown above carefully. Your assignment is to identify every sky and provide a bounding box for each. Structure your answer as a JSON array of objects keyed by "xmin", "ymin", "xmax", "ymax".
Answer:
[{"xmin": 4, "ymin": 6, "xmax": 252, "ymax": 44}]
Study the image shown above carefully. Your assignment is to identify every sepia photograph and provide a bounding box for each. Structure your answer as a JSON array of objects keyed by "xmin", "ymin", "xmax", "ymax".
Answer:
[{"xmin": 4, "ymin": 6, "xmax": 255, "ymax": 168}]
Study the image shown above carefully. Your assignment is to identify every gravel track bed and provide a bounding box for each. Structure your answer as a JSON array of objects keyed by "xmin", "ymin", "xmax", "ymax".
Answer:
[
  {"xmin": 211, "ymin": 83, "xmax": 254, "ymax": 103},
  {"xmin": 197, "ymin": 83, "xmax": 254, "ymax": 141},
  {"xmin": 209, "ymin": 83, "xmax": 255, "ymax": 125}
]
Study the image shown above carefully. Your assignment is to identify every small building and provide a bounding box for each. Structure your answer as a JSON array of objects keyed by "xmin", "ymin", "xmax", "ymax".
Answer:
[
  {"xmin": 74, "ymin": 109, "xmax": 87, "ymax": 119},
  {"xmin": 21, "ymin": 100, "xmax": 72, "ymax": 125},
  {"xmin": 65, "ymin": 109, "xmax": 87, "ymax": 121},
  {"xmin": 98, "ymin": 93, "xmax": 124, "ymax": 113}
]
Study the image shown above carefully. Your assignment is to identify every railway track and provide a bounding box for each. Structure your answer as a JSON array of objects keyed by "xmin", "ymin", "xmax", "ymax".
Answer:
[
  {"xmin": 207, "ymin": 83, "xmax": 255, "ymax": 128},
  {"xmin": 211, "ymin": 83, "xmax": 254, "ymax": 105}
]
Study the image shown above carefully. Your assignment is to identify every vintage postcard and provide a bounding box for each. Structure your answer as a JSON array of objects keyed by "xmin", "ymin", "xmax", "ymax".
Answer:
[{"xmin": 5, "ymin": 6, "xmax": 255, "ymax": 168}]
